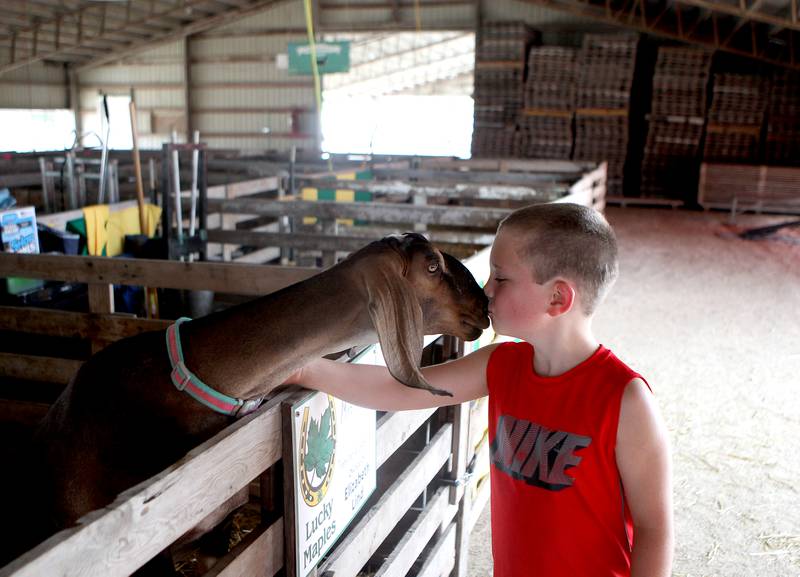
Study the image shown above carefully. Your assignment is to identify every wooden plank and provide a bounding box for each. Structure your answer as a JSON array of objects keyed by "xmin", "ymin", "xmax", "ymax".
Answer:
[
  {"xmin": 466, "ymin": 476, "xmax": 490, "ymax": 536},
  {"xmin": 0, "ymin": 172, "xmax": 42, "ymax": 188},
  {"xmin": 88, "ymin": 284, "xmax": 114, "ymax": 314},
  {"xmin": 368, "ymin": 168, "xmax": 573, "ymax": 185},
  {"xmin": 208, "ymin": 199, "xmax": 514, "ymax": 228},
  {"xmin": 522, "ymin": 107, "xmax": 573, "ymax": 118},
  {"xmin": 209, "ymin": 230, "xmax": 487, "ymax": 255},
  {"xmin": 376, "ymin": 408, "xmax": 436, "ymax": 468},
  {"xmin": 232, "ymin": 247, "xmax": 281, "ymax": 265},
  {"xmin": 0, "ymin": 254, "xmax": 318, "ymax": 296},
  {"xmin": 0, "ymin": 352, "xmax": 82, "ymax": 385},
  {"xmin": 605, "ymin": 196, "xmax": 684, "ymax": 208},
  {"xmin": 225, "ymin": 177, "xmax": 280, "ymax": 198},
  {"xmin": 299, "ymin": 179, "xmax": 565, "ymax": 200},
  {"xmin": 576, "ymin": 107, "xmax": 629, "ymax": 117},
  {"xmin": 0, "ymin": 391, "xmax": 291, "ymax": 577},
  {"xmin": 452, "ymin": 486, "xmax": 471, "ymax": 577},
  {"xmin": 373, "ymin": 487, "xmax": 458, "ymax": 577},
  {"xmin": 0, "ymin": 307, "xmax": 170, "ymax": 340},
  {"xmin": 208, "ymin": 518, "xmax": 283, "ymax": 577},
  {"xmin": 563, "ymin": 162, "xmax": 607, "ymax": 210},
  {"xmin": 418, "ymin": 158, "xmax": 592, "ymax": 173},
  {"xmin": 474, "ymin": 60, "xmax": 524, "ymax": 69},
  {"xmin": 320, "ymin": 424, "xmax": 453, "ymax": 576},
  {"xmin": 0, "ymin": 399, "xmax": 50, "ymax": 428},
  {"xmin": 37, "ymin": 200, "xmax": 139, "ymax": 231},
  {"xmin": 335, "ymin": 225, "xmax": 495, "ymax": 246},
  {"xmin": 416, "ymin": 521, "xmax": 457, "ymax": 577},
  {"xmin": 448, "ymin": 402, "xmax": 469, "ymax": 506},
  {"xmin": 209, "ymin": 230, "xmax": 372, "ymax": 253}
]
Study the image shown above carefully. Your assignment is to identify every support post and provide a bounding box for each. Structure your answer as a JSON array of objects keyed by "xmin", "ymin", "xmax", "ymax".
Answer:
[{"xmin": 88, "ymin": 283, "xmax": 114, "ymax": 353}]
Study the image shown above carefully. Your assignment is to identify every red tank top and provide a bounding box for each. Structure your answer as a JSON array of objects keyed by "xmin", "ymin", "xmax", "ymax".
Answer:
[{"xmin": 486, "ymin": 341, "xmax": 644, "ymax": 577}]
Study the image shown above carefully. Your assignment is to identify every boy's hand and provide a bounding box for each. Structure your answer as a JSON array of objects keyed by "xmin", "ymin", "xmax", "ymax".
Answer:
[{"xmin": 281, "ymin": 365, "xmax": 307, "ymax": 387}]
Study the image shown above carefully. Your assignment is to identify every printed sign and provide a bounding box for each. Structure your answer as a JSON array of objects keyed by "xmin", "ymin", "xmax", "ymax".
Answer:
[
  {"xmin": 0, "ymin": 206, "xmax": 39, "ymax": 254},
  {"xmin": 288, "ymin": 41, "xmax": 350, "ymax": 74},
  {"xmin": 291, "ymin": 388, "xmax": 376, "ymax": 576}
]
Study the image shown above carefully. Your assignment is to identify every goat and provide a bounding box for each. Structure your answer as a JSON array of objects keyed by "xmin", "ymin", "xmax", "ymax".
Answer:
[{"xmin": 1, "ymin": 233, "xmax": 489, "ymax": 573}]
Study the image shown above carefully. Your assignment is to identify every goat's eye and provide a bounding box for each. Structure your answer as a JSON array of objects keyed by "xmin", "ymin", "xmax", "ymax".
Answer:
[{"xmin": 427, "ymin": 262, "xmax": 439, "ymax": 273}]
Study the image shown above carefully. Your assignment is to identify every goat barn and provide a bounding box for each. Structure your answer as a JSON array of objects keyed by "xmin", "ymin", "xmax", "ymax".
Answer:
[{"xmin": 0, "ymin": 1, "xmax": 798, "ymax": 577}]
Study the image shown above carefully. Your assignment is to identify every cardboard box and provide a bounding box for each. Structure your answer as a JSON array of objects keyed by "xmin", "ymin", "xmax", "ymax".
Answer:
[{"xmin": 1, "ymin": 206, "xmax": 44, "ymax": 295}]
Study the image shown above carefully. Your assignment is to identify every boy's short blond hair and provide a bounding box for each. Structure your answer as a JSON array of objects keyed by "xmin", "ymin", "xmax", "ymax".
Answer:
[{"xmin": 499, "ymin": 203, "xmax": 619, "ymax": 315}]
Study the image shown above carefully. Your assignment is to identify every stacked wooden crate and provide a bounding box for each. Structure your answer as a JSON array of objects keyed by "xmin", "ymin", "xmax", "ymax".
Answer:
[
  {"xmin": 765, "ymin": 70, "xmax": 800, "ymax": 166},
  {"xmin": 640, "ymin": 46, "xmax": 712, "ymax": 200},
  {"xmin": 573, "ymin": 34, "xmax": 639, "ymax": 195},
  {"xmin": 698, "ymin": 163, "xmax": 800, "ymax": 213},
  {"xmin": 519, "ymin": 47, "xmax": 577, "ymax": 159},
  {"xmin": 704, "ymin": 73, "xmax": 769, "ymax": 162},
  {"xmin": 472, "ymin": 22, "xmax": 539, "ymax": 158}
]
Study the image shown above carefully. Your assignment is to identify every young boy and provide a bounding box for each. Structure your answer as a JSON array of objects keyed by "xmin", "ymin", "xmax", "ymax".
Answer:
[{"xmin": 288, "ymin": 203, "xmax": 673, "ymax": 577}]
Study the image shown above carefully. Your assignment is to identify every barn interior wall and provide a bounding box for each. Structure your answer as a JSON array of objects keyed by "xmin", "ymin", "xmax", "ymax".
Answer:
[{"xmin": 0, "ymin": 0, "xmax": 605, "ymax": 154}]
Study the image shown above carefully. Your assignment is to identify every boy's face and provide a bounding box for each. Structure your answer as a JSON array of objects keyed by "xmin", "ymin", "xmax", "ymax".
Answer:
[{"xmin": 485, "ymin": 229, "xmax": 553, "ymax": 339}]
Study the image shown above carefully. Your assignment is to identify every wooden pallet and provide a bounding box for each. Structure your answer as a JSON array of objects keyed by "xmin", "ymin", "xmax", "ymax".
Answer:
[
  {"xmin": 606, "ymin": 195, "xmax": 684, "ymax": 208},
  {"xmin": 698, "ymin": 163, "xmax": 800, "ymax": 214}
]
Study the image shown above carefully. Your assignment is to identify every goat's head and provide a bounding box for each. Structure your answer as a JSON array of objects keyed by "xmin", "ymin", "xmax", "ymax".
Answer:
[{"xmin": 355, "ymin": 233, "xmax": 489, "ymax": 397}]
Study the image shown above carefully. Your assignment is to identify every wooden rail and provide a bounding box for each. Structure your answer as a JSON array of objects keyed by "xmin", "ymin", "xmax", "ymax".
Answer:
[
  {"xmin": 0, "ymin": 253, "xmax": 316, "ymax": 296},
  {"xmin": 208, "ymin": 198, "xmax": 514, "ymax": 228}
]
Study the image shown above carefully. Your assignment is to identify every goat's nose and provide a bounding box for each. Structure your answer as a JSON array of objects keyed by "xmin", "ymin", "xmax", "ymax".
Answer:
[{"xmin": 476, "ymin": 291, "xmax": 489, "ymax": 315}]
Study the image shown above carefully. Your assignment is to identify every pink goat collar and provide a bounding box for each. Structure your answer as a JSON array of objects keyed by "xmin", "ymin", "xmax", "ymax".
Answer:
[{"xmin": 166, "ymin": 317, "xmax": 263, "ymax": 416}]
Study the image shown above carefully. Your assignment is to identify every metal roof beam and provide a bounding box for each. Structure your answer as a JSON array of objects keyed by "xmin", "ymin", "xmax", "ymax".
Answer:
[
  {"xmin": 666, "ymin": 0, "xmax": 800, "ymax": 32},
  {"xmin": 77, "ymin": 0, "xmax": 291, "ymax": 71},
  {"xmin": 0, "ymin": 0, "xmax": 227, "ymax": 75},
  {"xmin": 523, "ymin": 0, "xmax": 799, "ymax": 69}
]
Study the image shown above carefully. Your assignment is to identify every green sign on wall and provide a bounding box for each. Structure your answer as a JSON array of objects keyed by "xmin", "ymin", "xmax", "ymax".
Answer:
[{"xmin": 288, "ymin": 41, "xmax": 350, "ymax": 75}]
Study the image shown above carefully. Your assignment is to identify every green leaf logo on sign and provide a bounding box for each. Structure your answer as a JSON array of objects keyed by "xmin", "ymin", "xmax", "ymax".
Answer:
[{"xmin": 299, "ymin": 395, "xmax": 337, "ymax": 506}]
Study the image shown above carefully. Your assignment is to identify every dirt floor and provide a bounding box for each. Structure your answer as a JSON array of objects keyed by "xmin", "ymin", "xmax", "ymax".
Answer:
[{"xmin": 467, "ymin": 206, "xmax": 800, "ymax": 577}]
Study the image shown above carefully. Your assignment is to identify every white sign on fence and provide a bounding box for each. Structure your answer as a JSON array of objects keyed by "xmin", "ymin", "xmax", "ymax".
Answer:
[{"xmin": 291, "ymin": 389, "xmax": 376, "ymax": 576}]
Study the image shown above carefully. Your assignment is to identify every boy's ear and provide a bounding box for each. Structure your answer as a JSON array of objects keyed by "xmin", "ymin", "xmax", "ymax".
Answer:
[{"xmin": 547, "ymin": 280, "xmax": 575, "ymax": 316}]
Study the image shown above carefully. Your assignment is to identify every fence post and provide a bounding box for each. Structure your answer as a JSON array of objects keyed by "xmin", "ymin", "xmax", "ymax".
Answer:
[
  {"xmin": 88, "ymin": 283, "xmax": 114, "ymax": 353},
  {"xmin": 443, "ymin": 334, "xmax": 472, "ymax": 576}
]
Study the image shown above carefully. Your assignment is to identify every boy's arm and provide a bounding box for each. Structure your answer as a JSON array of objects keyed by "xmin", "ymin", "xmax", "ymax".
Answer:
[
  {"xmin": 616, "ymin": 378, "xmax": 674, "ymax": 577},
  {"xmin": 290, "ymin": 343, "xmax": 499, "ymax": 411}
]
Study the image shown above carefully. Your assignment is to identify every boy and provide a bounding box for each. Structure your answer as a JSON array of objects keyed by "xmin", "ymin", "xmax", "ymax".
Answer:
[{"xmin": 288, "ymin": 203, "xmax": 673, "ymax": 577}]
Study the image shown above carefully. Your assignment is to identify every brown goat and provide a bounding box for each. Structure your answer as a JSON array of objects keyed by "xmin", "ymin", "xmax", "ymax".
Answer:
[{"xmin": 1, "ymin": 233, "xmax": 489, "ymax": 573}]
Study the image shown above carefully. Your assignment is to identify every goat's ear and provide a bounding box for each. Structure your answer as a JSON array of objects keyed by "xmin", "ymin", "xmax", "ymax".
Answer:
[{"xmin": 366, "ymin": 271, "xmax": 453, "ymax": 397}]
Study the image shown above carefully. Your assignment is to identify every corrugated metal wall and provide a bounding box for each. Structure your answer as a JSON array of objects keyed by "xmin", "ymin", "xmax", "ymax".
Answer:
[
  {"xmin": 76, "ymin": 1, "xmax": 315, "ymax": 153},
  {"xmin": 190, "ymin": 1, "xmax": 316, "ymax": 152},
  {"xmin": 0, "ymin": 59, "xmax": 68, "ymax": 109},
  {"xmin": 78, "ymin": 42, "xmax": 184, "ymax": 150}
]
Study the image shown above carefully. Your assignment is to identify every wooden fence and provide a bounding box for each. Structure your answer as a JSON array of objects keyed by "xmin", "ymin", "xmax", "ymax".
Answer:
[
  {"xmin": 0, "ymin": 251, "xmax": 489, "ymax": 577},
  {"xmin": 205, "ymin": 159, "xmax": 606, "ymax": 266}
]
